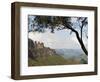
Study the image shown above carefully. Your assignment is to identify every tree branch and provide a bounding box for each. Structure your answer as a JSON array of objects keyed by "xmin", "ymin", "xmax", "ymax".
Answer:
[{"xmin": 64, "ymin": 23, "xmax": 88, "ymax": 55}]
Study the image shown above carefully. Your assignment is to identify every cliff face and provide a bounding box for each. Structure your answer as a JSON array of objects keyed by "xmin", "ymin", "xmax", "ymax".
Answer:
[{"xmin": 28, "ymin": 38, "xmax": 57, "ymax": 60}]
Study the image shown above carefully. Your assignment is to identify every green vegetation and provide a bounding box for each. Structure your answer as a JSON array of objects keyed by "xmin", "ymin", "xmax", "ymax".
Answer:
[
  {"xmin": 28, "ymin": 39, "xmax": 86, "ymax": 66},
  {"xmin": 28, "ymin": 55, "xmax": 80, "ymax": 66},
  {"xmin": 30, "ymin": 16, "xmax": 88, "ymax": 55}
]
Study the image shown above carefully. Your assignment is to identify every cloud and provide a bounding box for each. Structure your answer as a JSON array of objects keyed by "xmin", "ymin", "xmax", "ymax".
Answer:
[{"xmin": 29, "ymin": 29, "xmax": 81, "ymax": 49}]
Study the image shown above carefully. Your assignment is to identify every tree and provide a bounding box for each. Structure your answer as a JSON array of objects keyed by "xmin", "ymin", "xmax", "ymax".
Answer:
[{"xmin": 29, "ymin": 16, "xmax": 88, "ymax": 56}]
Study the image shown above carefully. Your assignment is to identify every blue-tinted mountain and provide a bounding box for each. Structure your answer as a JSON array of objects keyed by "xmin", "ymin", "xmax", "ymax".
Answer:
[{"xmin": 55, "ymin": 49, "xmax": 87, "ymax": 61}]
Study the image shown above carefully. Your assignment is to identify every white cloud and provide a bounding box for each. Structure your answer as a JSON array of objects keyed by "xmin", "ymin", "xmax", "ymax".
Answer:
[{"xmin": 29, "ymin": 29, "xmax": 82, "ymax": 49}]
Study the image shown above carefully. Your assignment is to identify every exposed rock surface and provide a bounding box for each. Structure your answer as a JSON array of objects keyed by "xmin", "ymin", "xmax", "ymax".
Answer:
[{"xmin": 28, "ymin": 38, "xmax": 57, "ymax": 60}]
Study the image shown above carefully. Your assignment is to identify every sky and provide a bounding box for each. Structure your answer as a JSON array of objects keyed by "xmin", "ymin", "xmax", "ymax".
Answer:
[
  {"xmin": 29, "ymin": 28, "xmax": 84, "ymax": 49},
  {"xmin": 28, "ymin": 15, "xmax": 88, "ymax": 49}
]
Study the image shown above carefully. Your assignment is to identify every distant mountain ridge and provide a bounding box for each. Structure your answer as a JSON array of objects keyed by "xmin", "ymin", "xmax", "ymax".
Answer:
[
  {"xmin": 55, "ymin": 49, "xmax": 87, "ymax": 61},
  {"xmin": 28, "ymin": 38, "xmax": 87, "ymax": 65}
]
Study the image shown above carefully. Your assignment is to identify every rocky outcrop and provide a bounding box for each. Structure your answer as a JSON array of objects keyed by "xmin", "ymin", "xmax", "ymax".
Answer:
[
  {"xmin": 28, "ymin": 38, "xmax": 57, "ymax": 60},
  {"xmin": 28, "ymin": 39, "xmax": 38, "ymax": 60}
]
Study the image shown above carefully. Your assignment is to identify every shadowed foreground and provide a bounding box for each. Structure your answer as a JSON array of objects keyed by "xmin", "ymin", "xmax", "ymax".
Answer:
[{"xmin": 28, "ymin": 55, "xmax": 80, "ymax": 66}]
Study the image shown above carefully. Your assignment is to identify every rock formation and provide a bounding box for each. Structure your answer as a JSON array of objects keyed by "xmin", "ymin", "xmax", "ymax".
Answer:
[{"xmin": 28, "ymin": 38, "xmax": 57, "ymax": 60}]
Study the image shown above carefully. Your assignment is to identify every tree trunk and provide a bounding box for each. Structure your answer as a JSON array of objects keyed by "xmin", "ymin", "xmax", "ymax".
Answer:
[
  {"xmin": 75, "ymin": 30, "xmax": 88, "ymax": 55},
  {"xmin": 80, "ymin": 24, "xmax": 84, "ymax": 41},
  {"xmin": 64, "ymin": 24, "xmax": 88, "ymax": 55},
  {"xmin": 81, "ymin": 27, "xmax": 82, "ymax": 41}
]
